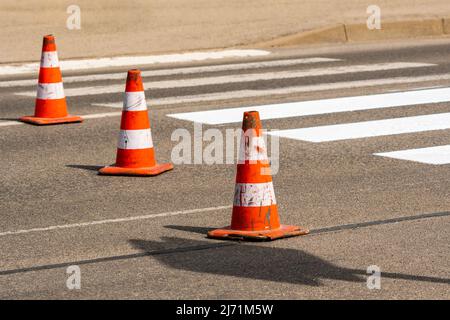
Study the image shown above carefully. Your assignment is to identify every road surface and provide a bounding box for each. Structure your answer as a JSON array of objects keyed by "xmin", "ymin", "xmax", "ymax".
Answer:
[{"xmin": 0, "ymin": 39, "xmax": 449, "ymax": 299}]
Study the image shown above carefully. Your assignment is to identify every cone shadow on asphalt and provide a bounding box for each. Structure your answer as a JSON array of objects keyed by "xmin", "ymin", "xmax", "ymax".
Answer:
[
  {"xmin": 129, "ymin": 237, "xmax": 362, "ymax": 286},
  {"xmin": 66, "ymin": 164, "xmax": 104, "ymax": 171},
  {"xmin": 129, "ymin": 237, "xmax": 450, "ymax": 286},
  {"xmin": 165, "ymin": 225, "xmax": 214, "ymax": 235}
]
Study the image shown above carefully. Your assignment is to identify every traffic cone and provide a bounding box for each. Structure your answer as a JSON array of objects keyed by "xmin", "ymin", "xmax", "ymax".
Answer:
[
  {"xmin": 99, "ymin": 69, "xmax": 173, "ymax": 176},
  {"xmin": 208, "ymin": 111, "xmax": 309, "ymax": 241},
  {"xmin": 20, "ymin": 35, "xmax": 82, "ymax": 125}
]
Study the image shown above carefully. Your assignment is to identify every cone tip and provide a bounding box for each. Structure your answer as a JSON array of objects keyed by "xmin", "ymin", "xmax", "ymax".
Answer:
[
  {"xmin": 128, "ymin": 69, "xmax": 141, "ymax": 75},
  {"xmin": 43, "ymin": 34, "xmax": 55, "ymax": 42},
  {"xmin": 242, "ymin": 110, "xmax": 261, "ymax": 130},
  {"xmin": 125, "ymin": 69, "xmax": 144, "ymax": 92},
  {"xmin": 42, "ymin": 35, "xmax": 56, "ymax": 51}
]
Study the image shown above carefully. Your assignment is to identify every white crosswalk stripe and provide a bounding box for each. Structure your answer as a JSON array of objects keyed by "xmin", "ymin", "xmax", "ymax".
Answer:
[
  {"xmin": 14, "ymin": 62, "xmax": 434, "ymax": 97},
  {"xmin": 268, "ymin": 113, "xmax": 450, "ymax": 142},
  {"xmin": 0, "ymin": 57, "xmax": 340, "ymax": 88},
  {"xmin": 374, "ymin": 145, "xmax": 450, "ymax": 165},
  {"xmin": 167, "ymin": 87, "xmax": 450, "ymax": 125},
  {"xmin": 94, "ymin": 75, "xmax": 450, "ymax": 109}
]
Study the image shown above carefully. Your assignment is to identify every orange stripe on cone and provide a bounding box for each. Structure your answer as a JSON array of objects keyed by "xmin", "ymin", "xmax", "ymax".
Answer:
[
  {"xmin": 99, "ymin": 69, "xmax": 173, "ymax": 177},
  {"xmin": 208, "ymin": 111, "xmax": 309, "ymax": 241},
  {"xmin": 34, "ymin": 98, "xmax": 68, "ymax": 118},
  {"xmin": 19, "ymin": 35, "xmax": 82, "ymax": 125},
  {"xmin": 120, "ymin": 110, "xmax": 150, "ymax": 130},
  {"xmin": 38, "ymin": 67, "xmax": 63, "ymax": 83}
]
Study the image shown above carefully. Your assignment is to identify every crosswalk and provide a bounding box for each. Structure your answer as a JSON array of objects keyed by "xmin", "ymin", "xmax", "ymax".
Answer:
[
  {"xmin": 268, "ymin": 112, "xmax": 450, "ymax": 142},
  {"xmin": 167, "ymin": 88, "xmax": 450, "ymax": 124},
  {"xmin": 4, "ymin": 53, "xmax": 450, "ymax": 165}
]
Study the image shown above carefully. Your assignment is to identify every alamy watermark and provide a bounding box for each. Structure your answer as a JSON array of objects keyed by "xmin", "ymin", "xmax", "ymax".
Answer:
[
  {"xmin": 66, "ymin": 5, "xmax": 81, "ymax": 30},
  {"xmin": 171, "ymin": 123, "xmax": 280, "ymax": 175},
  {"xmin": 66, "ymin": 265, "xmax": 81, "ymax": 290},
  {"xmin": 367, "ymin": 5, "xmax": 381, "ymax": 30},
  {"xmin": 366, "ymin": 265, "xmax": 381, "ymax": 290}
]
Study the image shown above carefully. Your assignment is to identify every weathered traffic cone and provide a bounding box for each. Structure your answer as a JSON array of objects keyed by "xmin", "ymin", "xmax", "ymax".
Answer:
[
  {"xmin": 208, "ymin": 111, "xmax": 309, "ymax": 241},
  {"xmin": 20, "ymin": 35, "xmax": 82, "ymax": 125},
  {"xmin": 99, "ymin": 69, "xmax": 173, "ymax": 176}
]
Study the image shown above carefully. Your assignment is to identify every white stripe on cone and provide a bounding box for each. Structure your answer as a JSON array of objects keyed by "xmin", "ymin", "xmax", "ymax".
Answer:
[
  {"xmin": 40, "ymin": 52, "xmax": 60, "ymax": 68},
  {"xmin": 118, "ymin": 129, "xmax": 153, "ymax": 149},
  {"xmin": 238, "ymin": 135, "xmax": 269, "ymax": 162},
  {"xmin": 233, "ymin": 182, "xmax": 276, "ymax": 207},
  {"xmin": 123, "ymin": 92, "xmax": 147, "ymax": 111},
  {"xmin": 36, "ymin": 82, "xmax": 65, "ymax": 100}
]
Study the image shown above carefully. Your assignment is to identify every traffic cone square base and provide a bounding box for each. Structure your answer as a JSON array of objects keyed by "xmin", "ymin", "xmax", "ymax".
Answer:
[
  {"xmin": 19, "ymin": 115, "xmax": 83, "ymax": 126},
  {"xmin": 207, "ymin": 225, "xmax": 309, "ymax": 241},
  {"xmin": 99, "ymin": 162, "xmax": 173, "ymax": 177}
]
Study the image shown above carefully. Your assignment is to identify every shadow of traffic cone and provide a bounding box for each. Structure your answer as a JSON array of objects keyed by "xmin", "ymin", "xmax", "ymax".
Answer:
[
  {"xmin": 208, "ymin": 111, "xmax": 309, "ymax": 241},
  {"xmin": 20, "ymin": 35, "xmax": 82, "ymax": 125},
  {"xmin": 99, "ymin": 69, "xmax": 173, "ymax": 176}
]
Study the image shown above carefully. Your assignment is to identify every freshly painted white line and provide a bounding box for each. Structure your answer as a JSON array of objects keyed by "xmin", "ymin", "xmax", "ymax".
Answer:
[
  {"xmin": 374, "ymin": 145, "xmax": 450, "ymax": 165},
  {"xmin": 166, "ymin": 87, "xmax": 450, "ymax": 125},
  {"xmin": 268, "ymin": 112, "xmax": 450, "ymax": 142},
  {"xmin": 82, "ymin": 112, "xmax": 122, "ymax": 119},
  {"xmin": 386, "ymin": 85, "xmax": 444, "ymax": 93},
  {"xmin": 0, "ymin": 205, "xmax": 232, "ymax": 237},
  {"xmin": 15, "ymin": 62, "xmax": 435, "ymax": 97},
  {"xmin": 0, "ymin": 50, "xmax": 270, "ymax": 75},
  {"xmin": 0, "ymin": 57, "xmax": 341, "ymax": 88},
  {"xmin": 0, "ymin": 121, "xmax": 23, "ymax": 127},
  {"xmin": 0, "ymin": 79, "xmax": 36, "ymax": 88}
]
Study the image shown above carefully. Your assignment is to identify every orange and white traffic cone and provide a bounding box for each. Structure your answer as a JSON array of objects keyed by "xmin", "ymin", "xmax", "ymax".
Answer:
[
  {"xmin": 20, "ymin": 35, "xmax": 82, "ymax": 125},
  {"xmin": 208, "ymin": 111, "xmax": 309, "ymax": 241},
  {"xmin": 99, "ymin": 69, "xmax": 173, "ymax": 176}
]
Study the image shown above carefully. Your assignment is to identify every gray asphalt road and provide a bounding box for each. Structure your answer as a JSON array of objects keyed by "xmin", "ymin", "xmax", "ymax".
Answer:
[{"xmin": 0, "ymin": 39, "xmax": 449, "ymax": 299}]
